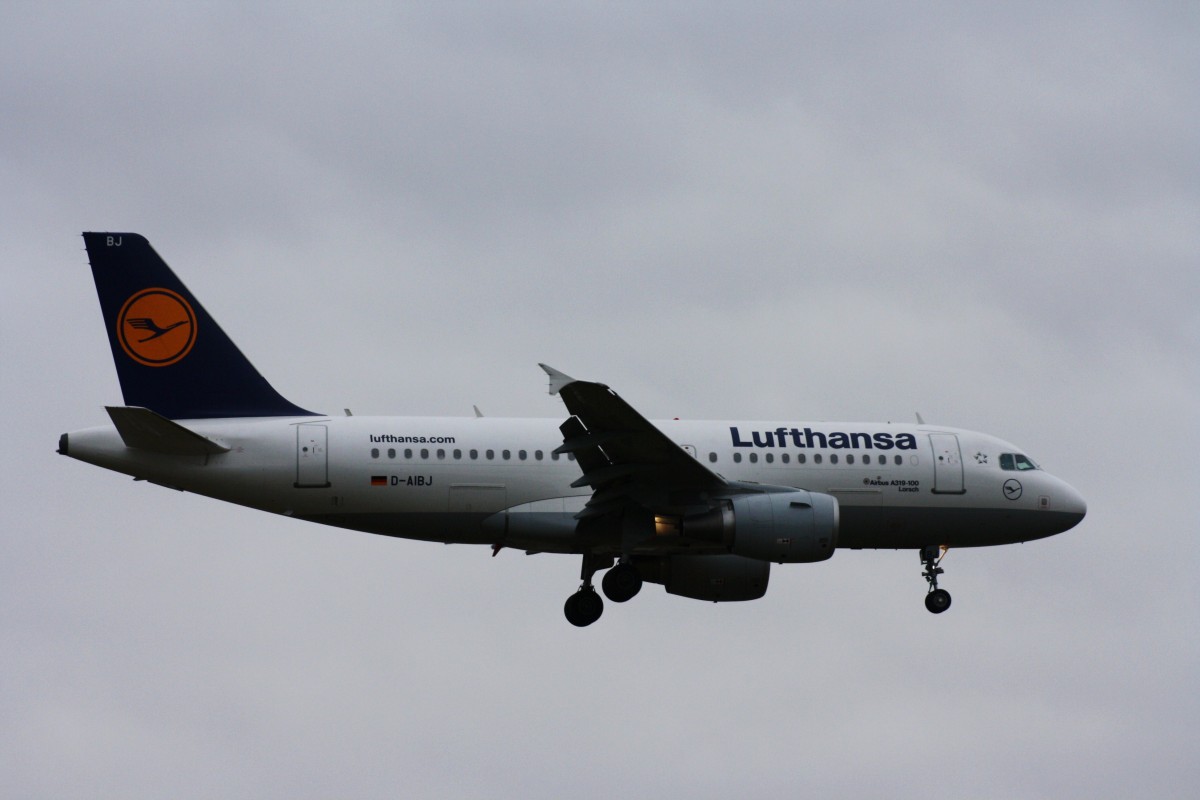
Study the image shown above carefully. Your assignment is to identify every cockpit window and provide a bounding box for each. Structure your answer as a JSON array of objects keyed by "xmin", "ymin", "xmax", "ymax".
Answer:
[{"xmin": 1000, "ymin": 453, "xmax": 1039, "ymax": 471}]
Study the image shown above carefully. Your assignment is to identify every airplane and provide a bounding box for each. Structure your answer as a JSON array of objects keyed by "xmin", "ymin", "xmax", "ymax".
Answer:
[{"xmin": 59, "ymin": 233, "xmax": 1087, "ymax": 626}]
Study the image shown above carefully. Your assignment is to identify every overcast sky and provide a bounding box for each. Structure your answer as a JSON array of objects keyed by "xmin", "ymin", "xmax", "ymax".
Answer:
[{"xmin": 2, "ymin": 3, "xmax": 1197, "ymax": 798}]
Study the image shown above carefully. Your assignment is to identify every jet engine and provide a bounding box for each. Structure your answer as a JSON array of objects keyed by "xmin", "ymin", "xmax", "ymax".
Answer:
[{"xmin": 680, "ymin": 490, "xmax": 839, "ymax": 563}]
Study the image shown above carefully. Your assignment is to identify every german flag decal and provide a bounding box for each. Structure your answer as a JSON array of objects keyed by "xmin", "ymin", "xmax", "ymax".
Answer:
[{"xmin": 370, "ymin": 475, "xmax": 388, "ymax": 486}]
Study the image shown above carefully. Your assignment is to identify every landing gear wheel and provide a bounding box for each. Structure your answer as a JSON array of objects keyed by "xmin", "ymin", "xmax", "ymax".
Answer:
[
  {"xmin": 602, "ymin": 563, "xmax": 643, "ymax": 603},
  {"xmin": 919, "ymin": 545, "xmax": 952, "ymax": 615},
  {"xmin": 925, "ymin": 588, "xmax": 952, "ymax": 614},
  {"xmin": 564, "ymin": 587, "xmax": 604, "ymax": 627}
]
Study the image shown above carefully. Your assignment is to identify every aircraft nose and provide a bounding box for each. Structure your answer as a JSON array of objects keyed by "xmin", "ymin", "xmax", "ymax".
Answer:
[{"xmin": 1057, "ymin": 480, "xmax": 1087, "ymax": 531}]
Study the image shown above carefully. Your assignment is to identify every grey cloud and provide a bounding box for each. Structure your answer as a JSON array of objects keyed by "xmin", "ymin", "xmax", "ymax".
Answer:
[{"xmin": 2, "ymin": 3, "xmax": 1197, "ymax": 798}]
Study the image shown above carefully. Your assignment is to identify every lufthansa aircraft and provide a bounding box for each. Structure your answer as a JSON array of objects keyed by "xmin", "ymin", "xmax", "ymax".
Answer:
[{"xmin": 60, "ymin": 233, "xmax": 1086, "ymax": 626}]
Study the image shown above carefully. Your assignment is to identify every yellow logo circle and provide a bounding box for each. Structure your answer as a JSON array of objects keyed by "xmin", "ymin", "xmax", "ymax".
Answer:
[{"xmin": 117, "ymin": 288, "xmax": 197, "ymax": 367}]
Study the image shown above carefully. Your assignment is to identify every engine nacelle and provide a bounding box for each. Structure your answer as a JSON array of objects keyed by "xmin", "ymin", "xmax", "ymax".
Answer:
[
  {"xmin": 727, "ymin": 490, "xmax": 839, "ymax": 563},
  {"xmin": 636, "ymin": 554, "xmax": 770, "ymax": 602}
]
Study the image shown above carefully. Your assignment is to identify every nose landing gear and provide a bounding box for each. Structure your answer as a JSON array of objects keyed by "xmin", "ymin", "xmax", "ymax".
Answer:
[{"xmin": 920, "ymin": 545, "xmax": 951, "ymax": 614}]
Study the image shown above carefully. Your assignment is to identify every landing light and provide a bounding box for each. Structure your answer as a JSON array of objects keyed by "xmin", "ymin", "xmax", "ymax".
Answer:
[{"xmin": 655, "ymin": 515, "xmax": 680, "ymax": 536}]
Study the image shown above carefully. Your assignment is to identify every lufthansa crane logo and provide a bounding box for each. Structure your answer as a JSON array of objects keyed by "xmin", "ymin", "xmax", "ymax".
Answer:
[{"xmin": 116, "ymin": 288, "xmax": 197, "ymax": 367}]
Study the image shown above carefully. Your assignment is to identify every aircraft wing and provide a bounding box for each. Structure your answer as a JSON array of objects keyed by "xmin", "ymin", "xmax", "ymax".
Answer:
[{"xmin": 540, "ymin": 365, "xmax": 728, "ymax": 521}]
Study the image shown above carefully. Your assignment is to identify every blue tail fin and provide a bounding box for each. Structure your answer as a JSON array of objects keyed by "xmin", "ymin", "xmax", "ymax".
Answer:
[{"xmin": 83, "ymin": 232, "xmax": 319, "ymax": 419}]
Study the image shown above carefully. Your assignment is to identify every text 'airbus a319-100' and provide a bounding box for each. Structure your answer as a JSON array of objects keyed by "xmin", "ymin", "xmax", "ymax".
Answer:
[{"xmin": 60, "ymin": 233, "xmax": 1086, "ymax": 626}]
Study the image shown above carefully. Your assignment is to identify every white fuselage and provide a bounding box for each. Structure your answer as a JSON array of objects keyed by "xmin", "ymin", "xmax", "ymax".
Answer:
[{"xmin": 62, "ymin": 414, "xmax": 1087, "ymax": 553}]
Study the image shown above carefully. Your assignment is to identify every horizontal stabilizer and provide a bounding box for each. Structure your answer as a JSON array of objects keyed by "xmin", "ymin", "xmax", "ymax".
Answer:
[{"xmin": 106, "ymin": 406, "xmax": 230, "ymax": 455}]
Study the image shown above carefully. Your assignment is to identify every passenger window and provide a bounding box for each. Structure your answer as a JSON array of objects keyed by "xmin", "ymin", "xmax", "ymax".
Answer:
[
  {"xmin": 708, "ymin": 452, "xmax": 717, "ymax": 463},
  {"xmin": 765, "ymin": 453, "xmax": 774, "ymax": 464},
  {"xmin": 551, "ymin": 452, "xmax": 560, "ymax": 461},
  {"xmin": 519, "ymin": 450, "xmax": 527, "ymax": 461},
  {"xmin": 861, "ymin": 454, "xmax": 870, "ymax": 465},
  {"xmin": 733, "ymin": 453, "xmax": 742, "ymax": 463},
  {"xmin": 371, "ymin": 448, "xmax": 379, "ymax": 459},
  {"xmin": 846, "ymin": 454, "xmax": 854, "ymax": 465},
  {"xmin": 502, "ymin": 449, "xmax": 511, "ymax": 460},
  {"xmin": 814, "ymin": 454, "xmax": 823, "ymax": 465},
  {"xmin": 830, "ymin": 454, "xmax": 838, "ymax": 465},
  {"xmin": 437, "ymin": 449, "xmax": 445, "ymax": 459},
  {"xmin": 781, "ymin": 453, "xmax": 789, "ymax": 464},
  {"xmin": 894, "ymin": 455, "xmax": 903, "ymax": 466},
  {"xmin": 421, "ymin": 448, "xmax": 429, "ymax": 459},
  {"xmin": 749, "ymin": 453, "xmax": 758, "ymax": 463},
  {"xmin": 453, "ymin": 449, "xmax": 462, "ymax": 459},
  {"xmin": 469, "ymin": 449, "xmax": 478, "ymax": 460},
  {"xmin": 486, "ymin": 449, "xmax": 495, "ymax": 460},
  {"xmin": 797, "ymin": 454, "xmax": 806, "ymax": 464},
  {"xmin": 535, "ymin": 450, "xmax": 544, "ymax": 461},
  {"xmin": 388, "ymin": 448, "xmax": 396, "ymax": 459}
]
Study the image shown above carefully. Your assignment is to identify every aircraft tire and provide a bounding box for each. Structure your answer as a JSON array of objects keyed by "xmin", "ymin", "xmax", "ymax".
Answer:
[
  {"xmin": 564, "ymin": 587, "xmax": 604, "ymax": 627},
  {"xmin": 602, "ymin": 563, "xmax": 643, "ymax": 603},
  {"xmin": 925, "ymin": 588, "xmax": 952, "ymax": 614}
]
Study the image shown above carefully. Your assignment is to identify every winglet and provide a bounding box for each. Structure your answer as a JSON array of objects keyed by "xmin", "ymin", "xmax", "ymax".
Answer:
[{"xmin": 538, "ymin": 364, "xmax": 576, "ymax": 396}]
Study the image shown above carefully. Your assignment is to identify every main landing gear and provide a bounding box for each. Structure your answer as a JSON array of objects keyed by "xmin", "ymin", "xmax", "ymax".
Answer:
[
  {"xmin": 564, "ymin": 585, "xmax": 604, "ymax": 627},
  {"xmin": 564, "ymin": 556, "xmax": 644, "ymax": 627},
  {"xmin": 920, "ymin": 545, "xmax": 951, "ymax": 614},
  {"xmin": 602, "ymin": 562, "xmax": 643, "ymax": 603}
]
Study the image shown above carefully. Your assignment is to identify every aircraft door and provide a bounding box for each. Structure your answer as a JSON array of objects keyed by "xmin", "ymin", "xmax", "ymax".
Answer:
[
  {"xmin": 295, "ymin": 423, "xmax": 331, "ymax": 488},
  {"xmin": 929, "ymin": 433, "xmax": 965, "ymax": 494}
]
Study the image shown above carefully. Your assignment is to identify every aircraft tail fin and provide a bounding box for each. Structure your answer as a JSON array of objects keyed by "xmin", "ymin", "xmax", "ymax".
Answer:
[{"xmin": 82, "ymin": 232, "xmax": 318, "ymax": 419}]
